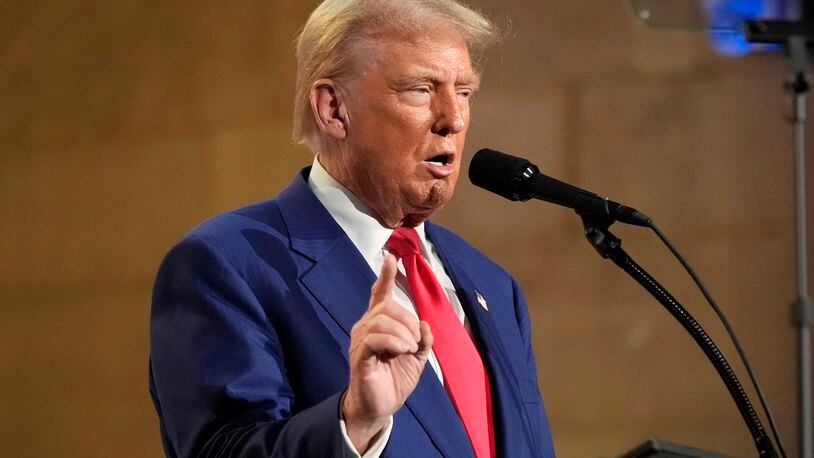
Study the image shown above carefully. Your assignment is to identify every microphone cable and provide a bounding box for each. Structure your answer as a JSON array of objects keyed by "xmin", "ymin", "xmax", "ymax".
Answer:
[{"xmin": 647, "ymin": 220, "xmax": 788, "ymax": 458}]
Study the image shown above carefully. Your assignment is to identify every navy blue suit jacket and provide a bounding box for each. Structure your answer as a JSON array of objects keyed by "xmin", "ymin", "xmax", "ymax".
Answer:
[{"xmin": 149, "ymin": 168, "xmax": 555, "ymax": 457}]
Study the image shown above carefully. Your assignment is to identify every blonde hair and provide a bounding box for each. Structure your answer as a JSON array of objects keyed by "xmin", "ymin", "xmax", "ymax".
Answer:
[{"xmin": 292, "ymin": 0, "xmax": 498, "ymax": 152}]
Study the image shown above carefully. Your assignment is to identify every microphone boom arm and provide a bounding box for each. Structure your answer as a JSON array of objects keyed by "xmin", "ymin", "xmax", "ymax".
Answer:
[{"xmin": 580, "ymin": 214, "xmax": 777, "ymax": 457}]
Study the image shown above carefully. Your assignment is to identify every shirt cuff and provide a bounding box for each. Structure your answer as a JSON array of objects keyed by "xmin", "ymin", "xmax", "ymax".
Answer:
[{"xmin": 339, "ymin": 415, "xmax": 393, "ymax": 458}]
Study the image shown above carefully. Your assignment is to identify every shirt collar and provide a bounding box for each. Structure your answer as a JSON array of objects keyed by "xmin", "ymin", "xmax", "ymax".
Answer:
[{"xmin": 307, "ymin": 156, "xmax": 431, "ymax": 266}]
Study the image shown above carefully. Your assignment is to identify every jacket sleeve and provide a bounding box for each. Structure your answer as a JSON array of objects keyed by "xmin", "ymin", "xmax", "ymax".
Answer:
[{"xmin": 149, "ymin": 235, "xmax": 351, "ymax": 458}]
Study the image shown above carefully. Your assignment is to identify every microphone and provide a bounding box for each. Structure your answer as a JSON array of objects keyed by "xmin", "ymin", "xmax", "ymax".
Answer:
[{"xmin": 468, "ymin": 148, "xmax": 651, "ymax": 227}]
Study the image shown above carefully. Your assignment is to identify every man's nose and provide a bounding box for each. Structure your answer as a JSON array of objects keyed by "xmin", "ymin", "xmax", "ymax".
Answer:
[{"xmin": 431, "ymin": 91, "xmax": 465, "ymax": 136}]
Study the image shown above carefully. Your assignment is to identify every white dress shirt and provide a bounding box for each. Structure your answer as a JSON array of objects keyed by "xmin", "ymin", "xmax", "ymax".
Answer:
[{"xmin": 307, "ymin": 157, "xmax": 469, "ymax": 458}]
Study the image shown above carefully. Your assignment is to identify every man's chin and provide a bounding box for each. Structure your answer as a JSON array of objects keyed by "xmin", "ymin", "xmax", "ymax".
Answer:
[
  {"xmin": 397, "ymin": 181, "xmax": 455, "ymax": 226},
  {"xmin": 426, "ymin": 179, "xmax": 456, "ymax": 205}
]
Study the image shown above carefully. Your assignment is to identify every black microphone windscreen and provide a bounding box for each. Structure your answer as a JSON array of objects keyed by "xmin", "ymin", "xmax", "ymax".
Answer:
[{"xmin": 469, "ymin": 149, "xmax": 533, "ymax": 201}]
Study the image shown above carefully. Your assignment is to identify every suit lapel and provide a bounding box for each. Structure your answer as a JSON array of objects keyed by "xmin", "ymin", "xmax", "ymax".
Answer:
[
  {"xmin": 276, "ymin": 170, "xmax": 475, "ymax": 457},
  {"xmin": 299, "ymin": 237, "xmax": 375, "ymax": 336},
  {"xmin": 403, "ymin": 369, "xmax": 473, "ymax": 457},
  {"xmin": 426, "ymin": 223, "xmax": 538, "ymax": 457},
  {"xmin": 277, "ymin": 168, "xmax": 373, "ymax": 338}
]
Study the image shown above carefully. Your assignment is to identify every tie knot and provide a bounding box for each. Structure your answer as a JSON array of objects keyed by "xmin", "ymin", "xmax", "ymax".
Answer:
[{"xmin": 385, "ymin": 227, "xmax": 422, "ymax": 259}]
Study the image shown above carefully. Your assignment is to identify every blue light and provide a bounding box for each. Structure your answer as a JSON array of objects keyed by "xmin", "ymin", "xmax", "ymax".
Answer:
[{"xmin": 704, "ymin": 0, "xmax": 796, "ymax": 56}]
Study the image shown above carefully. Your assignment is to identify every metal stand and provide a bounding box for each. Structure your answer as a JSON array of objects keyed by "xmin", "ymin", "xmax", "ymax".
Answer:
[
  {"xmin": 788, "ymin": 36, "xmax": 814, "ymax": 458},
  {"xmin": 745, "ymin": 21, "xmax": 813, "ymax": 458},
  {"xmin": 580, "ymin": 214, "xmax": 777, "ymax": 457}
]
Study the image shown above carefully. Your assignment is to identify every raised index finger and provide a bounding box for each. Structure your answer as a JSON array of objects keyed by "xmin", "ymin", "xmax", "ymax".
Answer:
[{"xmin": 369, "ymin": 254, "xmax": 397, "ymax": 308}]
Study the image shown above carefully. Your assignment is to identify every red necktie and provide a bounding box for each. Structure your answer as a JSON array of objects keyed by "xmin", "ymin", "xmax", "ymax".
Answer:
[{"xmin": 386, "ymin": 227, "xmax": 495, "ymax": 458}]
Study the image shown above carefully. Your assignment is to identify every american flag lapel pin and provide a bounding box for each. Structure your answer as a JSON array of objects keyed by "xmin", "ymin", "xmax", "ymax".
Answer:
[{"xmin": 475, "ymin": 290, "xmax": 488, "ymax": 311}]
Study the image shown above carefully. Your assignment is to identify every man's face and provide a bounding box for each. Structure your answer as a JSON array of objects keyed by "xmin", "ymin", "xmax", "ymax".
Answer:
[{"xmin": 323, "ymin": 30, "xmax": 479, "ymax": 228}]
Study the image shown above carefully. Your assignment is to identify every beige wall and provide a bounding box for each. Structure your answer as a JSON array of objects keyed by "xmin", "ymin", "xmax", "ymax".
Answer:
[{"xmin": 1, "ymin": 1, "xmax": 809, "ymax": 456}]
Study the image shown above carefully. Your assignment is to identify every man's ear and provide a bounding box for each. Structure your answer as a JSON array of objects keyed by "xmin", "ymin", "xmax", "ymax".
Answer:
[{"xmin": 310, "ymin": 79, "xmax": 348, "ymax": 140}]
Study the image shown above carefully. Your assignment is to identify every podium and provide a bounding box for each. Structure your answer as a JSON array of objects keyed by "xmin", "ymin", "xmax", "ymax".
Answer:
[{"xmin": 619, "ymin": 438, "xmax": 732, "ymax": 458}]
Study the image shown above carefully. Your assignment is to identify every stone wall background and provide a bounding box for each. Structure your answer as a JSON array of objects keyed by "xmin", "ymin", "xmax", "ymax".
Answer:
[{"xmin": 1, "ymin": 1, "xmax": 810, "ymax": 456}]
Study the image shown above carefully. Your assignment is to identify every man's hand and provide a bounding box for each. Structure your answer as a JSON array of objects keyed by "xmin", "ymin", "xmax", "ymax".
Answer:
[{"xmin": 342, "ymin": 254, "xmax": 433, "ymax": 454}]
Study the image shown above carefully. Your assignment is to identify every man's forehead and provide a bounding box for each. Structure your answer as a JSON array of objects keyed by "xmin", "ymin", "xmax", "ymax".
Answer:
[{"xmin": 353, "ymin": 30, "xmax": 477, "ymax": 81}]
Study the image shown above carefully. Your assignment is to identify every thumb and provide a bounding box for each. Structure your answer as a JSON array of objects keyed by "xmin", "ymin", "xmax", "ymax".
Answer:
[{"xmin": 369, "ymin": 254, "xmax": 397, "ymax": 308}]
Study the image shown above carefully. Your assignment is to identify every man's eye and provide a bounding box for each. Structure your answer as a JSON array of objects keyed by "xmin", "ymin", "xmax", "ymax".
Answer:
[{"xmin": 411, "ymin": 87, "xmax": 431, "ymax": 94}]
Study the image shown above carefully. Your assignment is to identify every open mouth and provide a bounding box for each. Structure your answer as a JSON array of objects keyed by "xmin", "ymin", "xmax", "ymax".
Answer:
[
  {"xmin": 424, "ymin": 152, "xmax": 453, "ymax": 167},
  {"xmin": 422, "ymin": 151, "xmax": 455, "ymax": 178}
]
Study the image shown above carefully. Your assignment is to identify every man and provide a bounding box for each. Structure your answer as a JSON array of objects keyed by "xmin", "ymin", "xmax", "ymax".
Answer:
[{"xmin": 150, "ymin": 0, "xmax": 555, "ymax": 457}]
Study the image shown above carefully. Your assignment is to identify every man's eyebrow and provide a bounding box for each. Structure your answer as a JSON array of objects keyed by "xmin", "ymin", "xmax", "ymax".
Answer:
[
  {"xmin": 459, "ymin": 73, "xmax": 481, "ymax": 88},
  {"xmin": 393, "ymin": 73, "xmax": 481, "ymax": 89}
]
